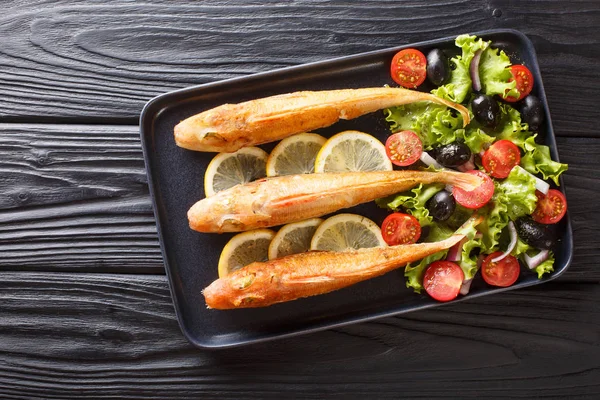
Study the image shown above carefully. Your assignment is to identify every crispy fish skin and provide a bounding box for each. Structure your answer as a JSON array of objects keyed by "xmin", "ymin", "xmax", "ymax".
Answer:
[
  {"xmin": 202, "ymin": 216, "xmax": 482, "ymax": 309},
  {"xmin": 174, "ymin": 88, "xmax": 471, "ymax": 152},
  {"xmin": 188, "ymin": 170, "xmax": 481, "ymax": 233}
]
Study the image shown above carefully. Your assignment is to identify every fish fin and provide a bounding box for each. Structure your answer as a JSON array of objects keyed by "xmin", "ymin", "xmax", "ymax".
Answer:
[
  {"xmin": 445, "ymin": 170, "xmax": 483, "ymax": 191},
  {"xmin": 426, "ymin": 94, "xmax": 471, "ymax": 126}
]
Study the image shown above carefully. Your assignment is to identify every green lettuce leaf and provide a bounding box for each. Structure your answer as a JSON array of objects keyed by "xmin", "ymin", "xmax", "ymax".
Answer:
[
  {"xmin": 534, "ymin": 252, "xmax": 555, "ymax": 278},
  {"xmin": 384, "ymin": 103, "xmax": 463, "ymax": 150},
  {"xmin": 404, "ymin": 250, "xmax": 448, "ymax": 293},
  {"xmin": 495, "ymin": 103, "xmax": 568, "ymax": 185},
  {"xmin": 463, "ymin": 127, "xmax": 495, "ymax": 154},
  {"xmin": 479, "ymin": 166, "xmax": 537, "ymax": 250},
  {"xmin": 496, "ymin": 166, "xmax": 538, "ymax": 220},
  {"xmin": 479, "ymin": 47, "xmax": 519, "ymax": 98},
  {"xmin": 512, "ymin": 237, "xmax": 532, "ymax": 257},
  {"xmin": 431, "ymin": 34, "xmax": 517, "ymax": 103},
  {"xmin": 460, "ymin": 236, "xmax": 484, "ymax": 280},
  {"xmin": 521, "ymin": 144, "xmax": 569, "ymax": 185},
  {"xmin": 376, "ymin": 183, "xmax": 444, "ymax": 226},
  {"xmin": 428, "ymin": 223, "xmax": 455, "ymax": 242},
  {"xmin": 478, "ymin": 201, "xmax": 508, "ymax": 250},
  {"xmin": 431, "ymin": 58, "xmax": 471, "ymax": 104},
  {"xmin": 431, "ymin": 34, "xmax": 488, "ymax": 103},
  {"xmin": 383, "ymin": 101, "xmax": 431, "ymax": 132}
]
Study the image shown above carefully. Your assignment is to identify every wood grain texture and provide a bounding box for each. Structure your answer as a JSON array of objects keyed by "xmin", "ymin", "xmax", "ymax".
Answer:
[
  {"xmin": 0, "ymin": 124, "xmax": 597, "ymax": 280},
  {"xmin": 0, "ymin": 0, "xmax": 598, "ymax": 136},
  {"xmin": 0, "ymin": 124, "xmax": 163, "ymax": 271},
  {"xmin": 0, "ymin": 272, "xmax": 597, "ymax": 399}
]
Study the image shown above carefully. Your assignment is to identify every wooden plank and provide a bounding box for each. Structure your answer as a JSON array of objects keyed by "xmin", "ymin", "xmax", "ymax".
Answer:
[
  {"xmin": 0, "ymin": 124, "xmax": 163, "ymax": 271},
  {"xmin": 0, "ymin": 124, "xmax": 598, "ymax": 280},
  {"xmin": 0, "ymin": 272, "xmax": 598, "ymax": 398},
  {"xmin": 0, "ymin": 0, "xmax": 598, "ymax": 137}
]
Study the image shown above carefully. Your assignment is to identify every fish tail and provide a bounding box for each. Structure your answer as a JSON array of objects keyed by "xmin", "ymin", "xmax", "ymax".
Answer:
[
  {"xmin": 429, "ymin": 95, "xmax": 471, "ymax": 126},
  {"xmin": 456, "ymin": 213, "xmax": 485, "ymax": 234},
  {"xmin": 444, "ymin": 170, "xmax": 483, "ymax": 191}
]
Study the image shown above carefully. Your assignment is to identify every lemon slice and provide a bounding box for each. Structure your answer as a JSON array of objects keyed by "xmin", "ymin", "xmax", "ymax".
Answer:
[
  {"xmin": 204, "ymin": 147, "xmax": 268, "ymax": 197},
  {"xmin": 268, "ymin": 218, "xmax": 323, "ymax": 260},
  {"xmin": 310, "ymin": 213, "xmax": 386, "ymax": 251},
  {"xmin": 266, "ymin": 133, "xmax": 327, "ymax": 177},
  {"xmin": 314, "ymin": 130, "xmax": 393, "ymax": 173},
  {"xmin": 217, "ymin": 229, "xmax": 275, "ymax": 278}
]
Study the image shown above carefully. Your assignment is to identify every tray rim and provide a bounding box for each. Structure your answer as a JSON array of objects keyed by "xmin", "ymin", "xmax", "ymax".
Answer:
[{"xmin": 139, "ymin": 28, "xmax": 573, "ymax": 349}]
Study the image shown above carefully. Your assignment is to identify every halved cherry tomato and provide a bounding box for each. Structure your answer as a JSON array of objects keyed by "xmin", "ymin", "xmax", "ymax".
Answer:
[
  {"xmin": 482, "ymin": 139, "xmax": 521, "ymax": 179},
  {"xmin": 385, "ymin": 130, "xmax": 423, "ymax": 166},
  {"xmin": 452, "ymin": 170, "xmax": 494, "ymax": 209},
  {"xmin": 381, "ymin": 213, "xmax": 421, "ymax": 245},
  {"xmin": 390, "ymin": 49, "xmax": 427, "ymax": 89},
  {"xmin": 481, "ymin": 252, "xmax": 520, "ymax": 287},
  {"xmin": 423, "ymin": 261, "xmax": 464, "ymax": 302},
  {"xmin": 532, "ymin": 189, "xmax": 567, "ymax": 224},
  {"xmin": 504, "ymin": 65, "xmax": 534, "ymax": 102}
]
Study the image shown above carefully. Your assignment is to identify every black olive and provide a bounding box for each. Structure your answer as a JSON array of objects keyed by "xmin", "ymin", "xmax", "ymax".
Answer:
[
  {"xmin": 426, "ymin": 190, "xmax": 456, "ymax": 221},
  {"xmin": 519, "ymin": 95, "xmax": 544, "ymax": 131},
  {"xmin": 471, "ymin": 94, "xmax": 501, "ymax": 129},
  {"xmin": 426, "ymin": 48, "xmax": 450, "ymax": 86},
  {"xmin": 515, "ymin": 217, "xmax": 557, "ymax": 250},
  {"xmin": 434, "ymin": 142, "xmax": 472, "ymax": 167}
]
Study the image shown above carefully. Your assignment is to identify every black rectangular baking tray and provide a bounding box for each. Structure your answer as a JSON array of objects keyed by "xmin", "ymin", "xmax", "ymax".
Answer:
[{"xmin": 140, "ymin": 29, "xmax": 572, "ymax": 349}]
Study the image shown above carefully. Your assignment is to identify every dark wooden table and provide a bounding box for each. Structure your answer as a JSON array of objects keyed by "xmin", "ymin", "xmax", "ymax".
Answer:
[{"xmin": 1, "ymin": 1, "xmax": 599, "ymax": 398}]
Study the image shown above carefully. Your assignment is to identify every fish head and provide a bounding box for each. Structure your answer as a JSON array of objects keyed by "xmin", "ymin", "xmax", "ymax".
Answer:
[
  {"xmin": 174, "ymin": 121, "xmax": 230, "ymax": 153},
  {"xmin": 188, "ymin": 183, "xmax": 272, "ymax": 233},
  {"xmin": 203, "ymin": 267, "xmax": 273, "ymax": 309},
  {"xmin": 187, "ymin": 196, "xmax": 248, "ymax": 233},
  {"xmin": 174, "ymin": 105, "xmax": 249, "ymax": 152}
]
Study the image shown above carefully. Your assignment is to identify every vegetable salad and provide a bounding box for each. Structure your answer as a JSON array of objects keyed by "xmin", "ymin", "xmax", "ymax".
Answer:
[{"xmin": 381, "ymin": 34, "xmax": 568, "ymax": 298}]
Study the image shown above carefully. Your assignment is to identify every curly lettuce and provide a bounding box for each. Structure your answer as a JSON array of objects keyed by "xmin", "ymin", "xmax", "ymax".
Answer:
[
  {"xmin": 430, "ymin": 56, "xmax": 472, "ymax": 104},
  {"xmin": 463, "ymin": 127, "xmax": 495, "ymax": 154},
  {"xmin": 376, "ymin": 183, "xmax": 445, "ymax": 227},
  {"xmin": 521, "ymin": 144, "xmax": 569, "ymax": 185},
  {"xmin": 384, "ymin": 103, "xmax": 463, "ymax": 150},
  {"xmin": 533, "ymin": 252, "xmax": 555, "ymax": 278},
  {"xmin": 496, "ymin": 103, "xmax": 568, "ymax": 185},
  {"xmin": 479, "ymin": 46, "xmax": 518, "ymax": 98},
  {"xmin": 480, "ymin": 166, "xmax": 538, "ymax": 249},
  {"xmin": 431, "ymin": 34, "xmax": 518, "ymax": 103}
]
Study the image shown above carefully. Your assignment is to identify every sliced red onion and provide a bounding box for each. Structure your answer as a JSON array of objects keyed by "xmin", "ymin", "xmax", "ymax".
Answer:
[
  {"xmin": 420, "ymin": 151, "xmax": 442, "ymax": 169},
  {"xmin": 524, "ymin": 249, "xmax": 550, "ymax": 269},
  {"xmin": 477, "ymin": 254, "xmax": 485, "ymax": 268},
  {"xmin": 459, "ymin": 278, "xmax": 473, "ymax": 295},
  {"xmin": 491, "ymin": 221, "xmax": 517, "ymax": 262},
  {"xmin": 470, "ymin": 49, "xmax": 484, "ymax": 92},
  {"xmin": 447, "ymin": 237, "xmax": 468, "ymax": 262},
  {"xmin": 457, "ymin": 154, "xmax": 475, "ymax": 172},
  {"xmin": 474, "ymin": 231, "xmax": 483, "ymax": 239}
]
